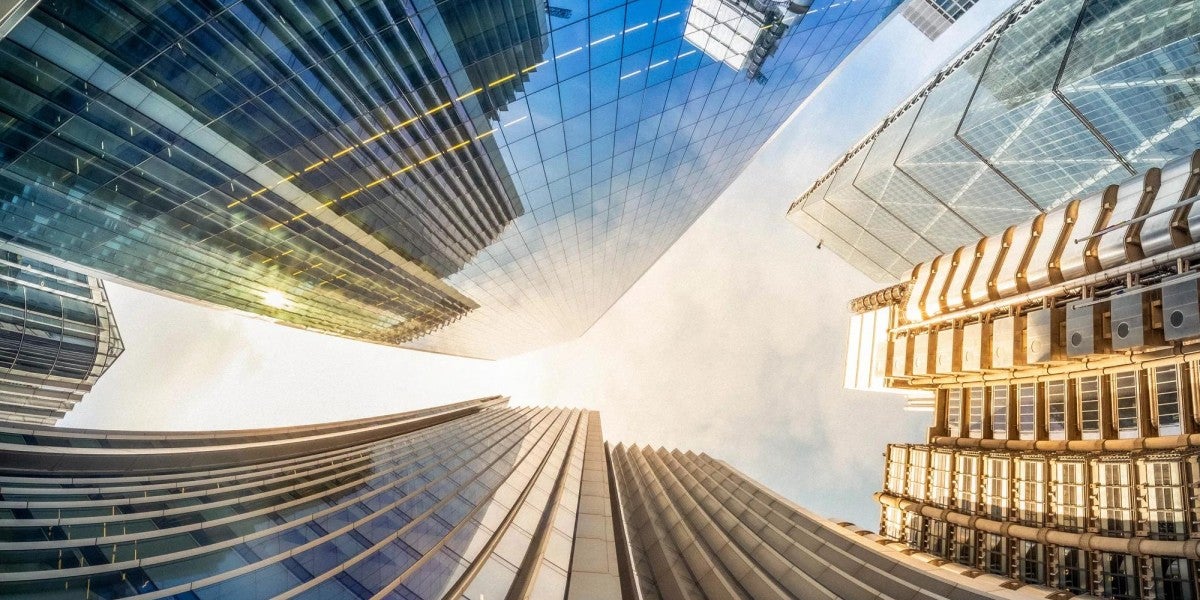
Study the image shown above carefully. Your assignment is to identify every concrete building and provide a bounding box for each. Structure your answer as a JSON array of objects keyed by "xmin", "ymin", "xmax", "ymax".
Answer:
[{"xmin": 0, "ymin": 396, "xmax": 1074, "ymax": 598}]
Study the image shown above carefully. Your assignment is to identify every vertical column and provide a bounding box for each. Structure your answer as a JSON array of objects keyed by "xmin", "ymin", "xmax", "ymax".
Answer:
[
  {"xmin": 1181, "ymin": 361, "xmax": 1197, "ymax": 435},
  {"xmin": 1066, "ymin": 378, "xmax": 1081, "ymax": 440},
  {"xmin": 567, "ymin": 412, "xmax": 622, "ymax": 600},
  {"xmin": 933, "ymin": 388, "xmax": 950, "ymax": 437},
  {"xmin": 1136, "ymin": 369, "xmax": 1155, "ymax": 438},
  {"xmin": 1100, "ymin": 374, "xmax": 1117, "ymax": 439}
]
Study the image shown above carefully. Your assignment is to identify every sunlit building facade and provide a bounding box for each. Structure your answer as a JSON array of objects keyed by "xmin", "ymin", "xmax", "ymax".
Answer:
[
  {"xmin": 788, "ymin": 0, "xmax": 1200, "ymax": 283},
  {"xmin": 0, "ymin": 0, "xmax": 899, "ymax": 359},
  {"xmin": 0, "ymin": 396, "xmax": 1067, "ymax": 598},
  {"xmin": 0, "ymin": 250, "xmax": 122, "ymax": 425},
  {"xmin": 846, "ymin": 148, "xmax": 1200, "ymax": 597},
  {"xmin": 898, "ymin": 0, "xmax": 980, "ymax": 40}
]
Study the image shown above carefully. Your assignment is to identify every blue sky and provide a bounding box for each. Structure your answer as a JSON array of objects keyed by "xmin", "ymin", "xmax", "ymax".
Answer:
[{"xmin": 63, "ymin": 0, "xmax": 1015, "ymax": 529}]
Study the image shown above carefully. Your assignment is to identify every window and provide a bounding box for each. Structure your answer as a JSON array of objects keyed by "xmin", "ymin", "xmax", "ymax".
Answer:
[
  {"xmin": 905, "ymin": 512, "xmax": 924, "ymax": 548},
  {"xmin": 1047, "ymin": 380, "xmax": 1067, "ymax": 440},
  {"xmin": 1152, "ymin": 557, "xmax": 1194, "ymax": 600},
  {"xmin": 907, "ymin": 449, "xmax": 929, "ymax": 501},
  {"xmin": 927, "ymin": 519, "xmax": 949, "ymax": 558},
  {"xmin": 883, "ymin": 506, "xmax": 905, "ymax": 540},
  {"xmin": 946, "ymin": 388, "xmax": 962, "ymax": 436},
  {"xmin": 1101, "ymin": 553, "xmax": 1140, "ymax": 600},
  {"xmin": 1144, "ymin": 461, "xmax": 1187, "ymax": 539},
  {"xmin": 991, "ymin": 385, "xmax": 1009, "ymax": 439},
  {"xmin": 1114, "ymin": 372, "xmax": 1140, "ymax": 438},
  {"xmin": 929, "ymin": 451, "xmax": 954, "ymax": 507},
  {"xmin": 1015, "ymin": 458, "xmax": 1045, "ymax": 525},
  {"xmin": 1155, "ymin": 366, "xmax": 1183, "ymax": 436},
  {"xmin": 1018, "ymin": 541, "xmax": 1045, "ymax": 585},
  {"xmin": 967, "ymin": 387, "xmax": 984, "ymax": 437},
  {"xmin": 1018, "ymin": 383, "xmax": 1036, "ymax": 439},
  {"xmin": 1053, "ymin": 460, "xmax": 1087, "ymax": 531},
  {"xmin": 952, "ymin": 526, "xmax": 976, "ymax": 568},
  {"xmin": 886, "ymin": 446, "xmax": 907, "ymax": 494},
  {"xmin": 955, "ymin": 454, "xmax": 980, "ymax": 513},
  {"xmin": 983, "ymin": 456, "xmax": 1010, "ymax": 520},
  {"xmin": 1097, "ymin": 461, "xmax": 1134, "ymax": 535},
  {"xmin": 1057, "ymin": 547, "xmax": 1089, "ymax": 593},
  {"xmin": 984, "ymin": 532, "xmax": 1006, "ymax": 576},
  {"xmin": 1078, "ymin": 376, "xmax": 1101, "ymax": 439}
]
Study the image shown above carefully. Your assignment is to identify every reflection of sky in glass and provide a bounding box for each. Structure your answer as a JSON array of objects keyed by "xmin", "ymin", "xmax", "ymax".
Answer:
[
  {"xmin": 408, "ymin": 0, "xmax": 900, "ymax": 358},
  {"xmin": 0, "ymin": 0, "xmax": 897, "ymax": 360}
]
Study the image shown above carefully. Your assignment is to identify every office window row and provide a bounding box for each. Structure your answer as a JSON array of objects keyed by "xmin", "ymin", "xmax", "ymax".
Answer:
[
  {"xmin": 941, "ymin": 363, "xmax": 1190, "ymax": 441},
  {"xmin": 883, "ymin": 445, "xmax": 1200, "ymax": 538}
]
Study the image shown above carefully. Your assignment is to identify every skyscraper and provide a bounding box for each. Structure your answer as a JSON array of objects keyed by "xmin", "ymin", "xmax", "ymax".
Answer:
[
  {"xmin": 843, "ymin": 149, "xmax": 1200, "ymax": 597},
  {"xmin": 0, "ymin": 0, "xmax": 900, "ymax": 359},
  {"xmin": 0, "ymin": 250, "xmax": 122, "ymax": 425},
  {"xmin": 0, "ymin": 396, "xmax": 1061, "ymax": 598},
  {"xmin": 898, "ymin": 0, "xmax": 980, "ymax": 41},
  {"xmin": 789, "ymin": 0, "xmax": 1200, "ymax": 283}
]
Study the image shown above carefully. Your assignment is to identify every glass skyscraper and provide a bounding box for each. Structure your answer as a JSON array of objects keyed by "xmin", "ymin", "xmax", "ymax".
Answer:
[
  {"xmin": 0, "ymin": 396, "xmax": 1059, "ymax": 599},
  {"xmin": 0, "ymin": 0, "xmax": 899, "ymax": 359},
  {"xmin": 0, "ymin": 250, "xmax": 122, "ymax": 425},
  {"xmin": 789, "ymin": 0, "xmax": 1200, "ymax": 283}
]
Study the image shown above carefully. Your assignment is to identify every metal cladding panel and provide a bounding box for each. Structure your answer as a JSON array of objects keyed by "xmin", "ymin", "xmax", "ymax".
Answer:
[
  {"xmin": 891, "ymin": 334, "xmax": 912, "ymax": 379},
  {"xmin": 994, "ymin": 222, "xmax": 1032, "ymax": 298},
  {"xmin": 935, "ymin": 327, "xmax": 962, "ymax": 374},
  {"xmin": 945, "ymin": 242, "xmax": 981, "ymax": 311},
  {"xmin": 1096, "ymin": 172, "xmax": 1158, "ymax": 271},
  {"xmin": 970, "ymin": 233, "xmax": 1007, "ymax": 305},
  {"xmin": 1110, "ymin": 289, "xmax": 1163, "ymax": 350},
  {"xmin": 961, "ymin": 321, "xmax": 987, "ymax": 372},
  {"xmin": 1061, "ymin": 186, "xmax": 1114, "ymax": 281},
  {"xmin": 1142, "ymin": 152, "xmax": 1200, "ymax": 256},
  {"xmin": 1025, "ymin": 204, "xmax": 1074, "ymax": 290},
  {"xmin": 912, "ymin": 331, "xmax": 934, "ymax": 376},
  {"xmin": 924, "ymin": 255, "xmax": 952, "ymax": 317},
  {"xmin": 904, "ymin": 264, "xmax": 929, "ymax": 323},
  {"xmin": 931, "ymin": 249, "xmax": 962, "ymax": 315},
  {"xmin": 1067, "ymin": 299, "xmax": 1108, "ymax": 357},
  {"xmin": 1025, "ymin": 306, "xmax": 1065, "ymax": 364},
  {"xmin": 1162, "ymin": 279, "xmax": 1200, "ymax": 341},
  {"xmin": 989, "ymin": 315, "xmax": 1020, "ymax": 369}
]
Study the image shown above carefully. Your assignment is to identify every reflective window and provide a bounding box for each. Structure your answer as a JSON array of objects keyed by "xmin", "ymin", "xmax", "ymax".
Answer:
[
  {"xmin": 907, "ymin": 449, "xmax": 930, "ymax": 501},
  {"xmin": 967, "ymin": 387, "xmax": 984, "ymax": 437},
  {"xmin": 1046, "ymin": 380, "xmax": 1067, "ymax": 440},
  {"xmin": 1078, "ymin": 376, "xmax": 1102, "ymax": 439},
  {"xmin": 1144, "ymin": 460, "xmax": 1187, "ymax": 539},
  {"xmin": 955, "ymin": 454, "xmax": 980, "ymax": 513},
  {"xmin": 1097, "ymin": 461, "xmax": 1134, "ymax": 535},
  {"xmin": 1015, "ymin": 458, "xmax": 1045, "ymax": 526},
  {"xmin": 927, "ymin": 519, "xmax": 950, "ymax": 558},
  {"xmin": 952, "ymin": 525, "xmax": 976, "ymax": 567},
  {"xmin": 886, "ymin": 446, "xmax": 908, "ymax": 494},
  {"xmin": 1018, "ymin": 541, "xmax": 1045, "ymax": 585},
  {"xmin": 929, "ymin": 450, "xmax": 954, "ymax": 507},
  {"xmin": 1155, "ymin": 365, "xmax": 1183, "ymax": 436},
  {"xmin": 1057, "ymin": 547, "xmax": 1089, "ymax": 594},
  {"xmin": 1053, "ymin": 460, "xmax": 1087, "ymax": 531},
  {"xmin": 1152, "ymin": 557, "xmax": 1194, "ymax": 600},
  {"xmin": 1017, "ymin": 383, "xmax": 1036, "ymax": 440},
  {"xmin": 1113, "ymin": 372, "xmax": 1140, "ymax": 438},
  {"xmin": 982, "ymin": 456, "xmax": 1010, "ymax": 520},
  {"xmin": 1101, "ymin": 553, "xmax": 1140, "ymax": 600},
  {"xmin": 946, "ymin": 388, "xmax": 962, "ymax": 436},
  {"xmin": 991, "ymin": 385, "xmax": 1009, "ymax": 439},
  {"xmin": 983, "ymin": 532, "xmax": 1006, "ymax": 576}
]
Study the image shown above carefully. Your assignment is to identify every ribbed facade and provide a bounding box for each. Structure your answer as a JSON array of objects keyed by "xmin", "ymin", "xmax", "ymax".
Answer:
[
  {"xmin": 0, "ymin": 250, "xmax": 122, "ymax": 425},
  {"xmin": 608, "ymin": 444, "xmax": 1066, "ymax": 598},
  {"xmin": 899, "ymin": 0, "xmax": 980, "ymax": 40},
  {"xmin": 0, "ymin": 0, "xmax": 899, "ymax": 358},
  {"xmin": 0, "ymin": 397, "xmax": 624, "ymax": 599},
  {"xmin": 789, "ymin": 0, "xmax": 1200, "ymax": 282}
]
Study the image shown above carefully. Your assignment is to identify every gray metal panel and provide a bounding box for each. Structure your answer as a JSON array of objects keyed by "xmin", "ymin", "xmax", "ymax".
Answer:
[
  {"xmin": 945, "ymin": 243, "xmax": 979, "ymax": 311},
  {"xmin": 1067, "ymin": 300, "xmax": 1107, "ymax": 357},
  {"xmin": 1061, "ymin": 187, "xmax": 1111, "ymax": 281},
  {"xmin": 1025, "ymin": 307, "xmax": 1064, "ymax": 364},
  {"xmin": 994, "ymin": 223, "xmax": 1033, "ymax": 298},
  {"xmin": 990, "ymin": 316, "xmax": 1016, "ymax": 369},
  {"xmin": 1141, "ymin": 155, "xmax": 1196, "ymax": 256},
  {"xmin": 1097, "ymin": 174, "xmax": 1155, "ymax": 270},
  {"xmin": 912, "ymin": 331, "xmax": 933, "ymax": 376},
  {"xmin": 961, "ymin": 321, "xmax": 985, "ymax": 372},
  {"xmin": 1025, "ymin": 205, "xmax": 1072, "ymax": 290},
  {"xmin": 970, "ymin": 233, "xmax": 1007, "ymax": 305},
  {"xmin": 935, "ymin": 327, "xmax": 961, "ymax": 374},
  {"xmin": 1162, "ymin": 279, "xmax": 1200, "ymax": 341},
  {"xmin": 1110, "ymin": 289, "xmax": 1162, "ymax": 350}
]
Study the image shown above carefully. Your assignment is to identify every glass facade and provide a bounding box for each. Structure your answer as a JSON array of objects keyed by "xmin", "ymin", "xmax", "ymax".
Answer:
[
  {"xmin": 790, "ymin": 0, "xmax": 1200, "ymax": 282},
  {"xmin": 0, "ymin": 250, "xmax": 122, "ymax": 425},
  {"xmin": 0, "ymin": 0, "xmax": 898, "ymax": 359}
]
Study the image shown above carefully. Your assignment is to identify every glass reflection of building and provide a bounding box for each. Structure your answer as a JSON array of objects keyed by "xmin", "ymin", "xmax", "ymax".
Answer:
[
  {"xmin": 0, "ymin": 0, "xmax": 899, "ymax": 359},
  {"xmin": 898, "ymin": 0, "xmax": 980, "ymax": 41},
  {"xmin": 789, "ymin": 0, "xmax": 1200, "ymax": 284},
  {"xmin": 0, "ymin": 396, "xmax": 1056, "ymax": 599},
  {"xmin": 0, "ymin": 250, "xmax": 122, "ymax": 425},
  {"xmin": 842, "ymin": 146, "xmax": 1200, "ymax": 596}
]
